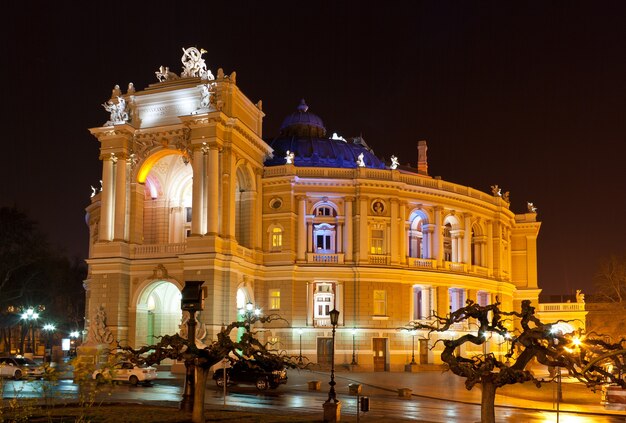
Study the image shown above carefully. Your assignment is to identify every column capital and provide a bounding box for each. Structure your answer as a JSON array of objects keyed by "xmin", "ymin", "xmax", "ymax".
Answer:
[
  {"xmin": 295, "ymin": 195, "xmax": 307, "ymax": 202},
  {"xmin": 344, "ymin": 195, "xmax": 355, "ymax": 202}
]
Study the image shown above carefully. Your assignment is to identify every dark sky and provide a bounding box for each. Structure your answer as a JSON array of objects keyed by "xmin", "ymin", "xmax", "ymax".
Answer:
[{"xmin": 2, "ymin": 1, "xmax": 625, "ymax": 295}]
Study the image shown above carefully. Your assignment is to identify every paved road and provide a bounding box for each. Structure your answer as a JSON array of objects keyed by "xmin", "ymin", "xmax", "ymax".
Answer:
[{"xmin": 2, "ymin": 369, "xmax": 625, "ymax": 422}]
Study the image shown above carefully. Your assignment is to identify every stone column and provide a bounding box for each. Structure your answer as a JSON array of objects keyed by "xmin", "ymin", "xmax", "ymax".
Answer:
[
  {"xmin": 344, "ymin": 197, "xmax": 353, "ymax": 262},
  {"xmin": 113, "ymin": 154, "xmax": 129, "ymax": 241},
  {"xmin": 207, "ymin": 147, "xmax": 219, "ymax": 235},
  {"xmin": 336, "ymin": 222, "xmax": 343, "ymax": 253},
  {"xmin": 191, "ymin": 148, "xmax": 205, "ymax": 235},
  {"xmin": 297, "ymin": 196, "xmax": 306, "ymax": 261},
  {"xmin": 433, "ymin": 207, "xmax": 443, "ymax": 266},
  {"xmin": 451, "ymin": 233, "xmax": 458, "ymax": 263},
  {"xmin": 463, "ymin": 214, "xmax": 472, "ymax": 266},
  {"xmin": 99, "ymin": 154, "xmax": 115, "ymax": 241},
  {"xmin": 358, "ymin": 197, "xmax": 369, "ymax": 262},
  {"xmin": 390, "ymin": 199, "xmax": 399, "ymax": 264},
  {"xmin": 486, "ymin": 221, "xmax": 494, "ymax": 276},
  {"xmin": 399, "ymin": 202, "xmax": 406, "ymax": 264}
]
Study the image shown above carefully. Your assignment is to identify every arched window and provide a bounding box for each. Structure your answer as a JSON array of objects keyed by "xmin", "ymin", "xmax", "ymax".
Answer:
[
  {"xmin": 409, "ymin": 218, "xmax": 424, "ymax": 258},
  {"xmin": 443, "ymin": 223, "xmax": 452, "ymax": 262}
]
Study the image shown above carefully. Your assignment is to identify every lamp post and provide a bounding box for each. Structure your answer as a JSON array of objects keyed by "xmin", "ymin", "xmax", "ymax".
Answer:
[
  {"xmin": 410, "ymin": 330, "xmax": 417, "ymax": 365},
  {"xmin": 21, "ymin": 308, "xmax": 39, "ymax": 354},
  {"xmin": 351, "ymin": 328, "xmax": 357, "ymax": 365},
  {"xmin": 42, "ymin": 324, "xmax": 55, "ymax": 364},
  {"xmin": 297, "ymin": 329, "xmax": 303, "ymax": 365},
  {"xmin": 323, "ymin": 308, "xmax": 341, "ymax": 422},
  {"xmin": 70, "ymin": 331, "xmax": 80, "ymax": 357},
  {"xmin": 180, "ymin": 281, "xmax": 204, "ymax": 413}
]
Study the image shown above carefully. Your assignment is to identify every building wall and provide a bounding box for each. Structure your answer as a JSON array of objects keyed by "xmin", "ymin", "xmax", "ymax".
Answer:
[{"xmin": 85, "ymin": 60, "xmax": 542, "ymax": 371}]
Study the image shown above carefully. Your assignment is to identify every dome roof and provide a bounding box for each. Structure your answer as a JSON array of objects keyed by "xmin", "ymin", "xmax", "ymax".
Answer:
[
  {"xmin": 266, "ymin": 101, "xmax": 386, "ymax": 169},
  {"xmin": 279, "ymin": 99, "xmax": 326, "ymax": 138}
]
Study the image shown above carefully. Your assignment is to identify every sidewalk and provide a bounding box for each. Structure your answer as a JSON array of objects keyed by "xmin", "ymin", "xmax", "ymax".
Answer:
[{"xmin": 302, "ymin": 366, "xmax": 626, "ymax": 417}]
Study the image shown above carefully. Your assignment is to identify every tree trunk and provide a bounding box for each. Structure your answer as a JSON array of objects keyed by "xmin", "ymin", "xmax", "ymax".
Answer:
[
  {"xmin": 191, "ymin": 367, "xmax": 209, "ymax": 423},
  {"xmin": 480, "ymin": 379, "xmax": 496, "ymax": 423}
]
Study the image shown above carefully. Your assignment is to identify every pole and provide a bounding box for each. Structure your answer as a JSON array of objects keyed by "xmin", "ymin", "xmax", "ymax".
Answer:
[
  {"xmin": 351, "ymin": 330, "xmax": 357, "ymax": 365},
  {"xmin": 223, "ymin": 358, "xmax": 227, "ymax": 406},
  {"xmin": 180, "ymin": 310, "xmax": 196, "ymax": 412},
  {"xmin": 298, "ymin": 331, "xmax": 303, "ymax": 364},
  {"xmin": 410, "ymin": 333, "xmax": 416, "ymax": 365},
  {"xmin": 328, "ymin": 323, "xmax": 337, "ymax": 402},
  {"xmin": 556, "ymin": 366, "xmax": 560, "ymax": 423},
  {"xmin": 356, "ymin": 392, "xmax": 360, "ymax": 423}
]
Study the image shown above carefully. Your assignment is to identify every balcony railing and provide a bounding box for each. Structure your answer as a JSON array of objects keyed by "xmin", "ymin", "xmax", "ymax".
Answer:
[
  {"xmin": 314, "ymin": 317, "xmax": 331, "ymax": 327},
  {"xmin": 132, "ymin": 243, "xmax": 186, "ymax": 258},
  {"xmin": 410, "ymin": 258, "xmax": 436, "ymax": 269},
  {"xmin": 537, "ymin": 303, "xmax": 585, "ymax": 312},
  {"xmin": 307, "ymin": 253, "xmax": 344, "ymax": 264},
  {"xmin": 369, "ymin": 255, "xmax": 390, "ymax": 265},
  {"xmin": 446, "ymin": 261, "xmax": 467, "ymax": 272}
]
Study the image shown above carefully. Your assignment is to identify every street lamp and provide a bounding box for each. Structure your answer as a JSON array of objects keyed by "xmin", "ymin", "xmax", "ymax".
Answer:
[
  {"xmin": 409, "ymin": 330, "xmax": 417, "ymax": 365},
  {"xmin": 351, "ymin": 328, "xmax": 357, "ymax": 365},
  {"xmin": 323, "ymin": 308, "xmax": 341, "ymax": 422},
  {"xmin": 297, "ymin": 329, "xmax": 303, "ymax": 364},
  {"xmin": 70, "ymin": 331, "xmax": 80, "ymax": 357},
  {"xmin": 21, "ymin": 308, "xmax": 39, "ymax": 354},
  {"xmin": 42, "ymin": 324, "xmax": 55, "ymax": 364},
  {"xmin": 180, "ymin": 281, "xmax": 204, "ymax": 413}
]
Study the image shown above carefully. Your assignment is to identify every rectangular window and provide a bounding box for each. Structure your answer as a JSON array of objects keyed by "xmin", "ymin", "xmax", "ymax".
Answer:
[
  {"xmin": 185, "ymin": 207, "xmax": 192, "ymax": 223},
  {"xmin": 373, "ymin": 290, "xmax": 387, "ymax": 316},
  {"xmin": 269, "ymin": 289, "xmax": 280, "ymax": 310},
  {"xmin": 271, "ymin": 228, "xmax": 283, "ymax": 250},
  {"xmin": 370, "ymin": 229, "xmax": 384, "ymax": 254}
]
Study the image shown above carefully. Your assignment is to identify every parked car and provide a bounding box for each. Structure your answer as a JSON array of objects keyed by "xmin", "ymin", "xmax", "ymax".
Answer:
[
  {"xmin": 212, "ymin": 360, "xmax": 288, "ymax": 391},
  {"xmin": 92, "ymin": 361, "xmax": 157, "ymax": 386},
  {"xmin": 0, "ymin": 356, "xmax": 45, "ymax": 380}
]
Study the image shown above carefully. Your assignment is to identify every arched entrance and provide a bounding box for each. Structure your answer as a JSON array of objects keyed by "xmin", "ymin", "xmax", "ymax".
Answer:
[{"xmin": 135, "ymin": 281, "xmax": 182, "ymax": 346}]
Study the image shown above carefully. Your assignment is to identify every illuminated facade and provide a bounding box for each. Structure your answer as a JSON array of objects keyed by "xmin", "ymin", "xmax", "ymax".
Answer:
[{"xmin": 85, "ymin": 48, "xmax": 542, "ymax": 370}]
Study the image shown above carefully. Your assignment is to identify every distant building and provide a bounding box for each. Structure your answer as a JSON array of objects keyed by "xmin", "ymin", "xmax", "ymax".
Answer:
[{"xmin": 85, "ymin": 48, "xmax": 543, "ymax": 370}]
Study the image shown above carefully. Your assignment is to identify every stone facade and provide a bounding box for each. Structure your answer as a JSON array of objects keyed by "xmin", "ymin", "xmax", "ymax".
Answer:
[{"xmin": 84, "ymin": 48, "xmax": 543, "ymax": 371}]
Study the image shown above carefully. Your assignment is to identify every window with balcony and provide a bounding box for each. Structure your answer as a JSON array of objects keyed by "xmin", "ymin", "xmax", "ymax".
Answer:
[
  {"xmin": 373, "ymin": 289, "xmax": 387, "ymax": 316},
  {"xmin": 449, "ymin": 288, "xmax": 465, "ymax": 313},
  {"xmin": 408, "ymin": 218, "xmax": 424, "ymax": 258},
  {"xmin": 269, "ymin": 289, "xmax": 280, "ymax": 310},
  {"xmin": 370, "ymin": 229, "xmax": 384, "ymax": 254},
  {"xmin": 313, "ymin": 223, "xmax": 335, "ymax": 253}
]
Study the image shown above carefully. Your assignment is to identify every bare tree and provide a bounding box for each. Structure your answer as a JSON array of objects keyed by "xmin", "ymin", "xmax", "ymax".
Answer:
[
  {"xmin": 406, "ymin": 299, "xmax": 626, "ymax": 423},
  {"xmin": 594, "ymin": 253, "xmax": 626, "ymax": 303},
  {"xmin": 119, "ymin": 313, "xmax": 302, "ymax": 423}
]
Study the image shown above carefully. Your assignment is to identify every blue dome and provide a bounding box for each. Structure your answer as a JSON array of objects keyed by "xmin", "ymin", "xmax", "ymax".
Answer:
[
  {"xmin": 266, "ymin": 101, "xmax": 386, "ymax": 169},
  {"xmin": 279, "ymin": 99, "xmax": 326, "ymax": 138}
]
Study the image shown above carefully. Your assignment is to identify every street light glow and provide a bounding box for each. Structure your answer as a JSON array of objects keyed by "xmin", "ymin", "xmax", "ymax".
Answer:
[{"xmin": 43, "ymin": 323, "xmax": 55, "ymax": 331}]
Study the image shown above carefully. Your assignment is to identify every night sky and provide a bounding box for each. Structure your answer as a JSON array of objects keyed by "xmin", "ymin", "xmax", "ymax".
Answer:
[{"xmin": 2, "ymin": 2, "xmax": 625, "ymax": 295}]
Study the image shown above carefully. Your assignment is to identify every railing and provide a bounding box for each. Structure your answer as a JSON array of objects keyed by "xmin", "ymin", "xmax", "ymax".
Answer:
[
  {"xmin": 471, "ymin": 266, "xmax": 489, "ymax": 276},
  {"xmin": 133, "ymin": 243, "xmax": 186, "ymax": 257},
  {"xmin": 369, "ymin": 255, "xmax": 390, "ymax": 265},
  {"xmin": 314, "ymin": 318, "xmax": 331, "ymax": 327},
  {"xmin": 263, "ymin": 165, "xmax": 505, "ymax": 207},
  {"xmin": 410, "ymin": 258, "xmax": 436, "ymax": 269},
  {"xmin": 447, "ymin": 262, "xmax": 467, "ymax": 272},
  {"xmin": 537, "ymin": 303, "xmax": 585, "ymax": 312},
  {"xmin": 307, "ymin": 253, "xmax": 344, "ymax": 264}
]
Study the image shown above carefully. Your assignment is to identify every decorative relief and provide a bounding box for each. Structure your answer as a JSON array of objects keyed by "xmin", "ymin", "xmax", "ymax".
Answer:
[
  {"xmin": 390, "ymin": 155, "xmax": 399, "ymax": 170},
  {"xmin": 371, "ymin": 199, "xmax": 385, "ymax": 215},
  {"xmin": 151, "ymin": 264, "xmax": 171, "ymax": 280},
  {"xmin": 270, "ymin": 197, "xmax": 283, "ymax": 210},
  {"xmin": 131, "ymin": 128, "xmax": 192, "ymax": 167},
  {"xmin": 102, "ymin": 96, "xmax": 129, "ymax": 126},
  {"xmin": 86, "ymin": 305, "xmax": 114, "ymax": 345}
]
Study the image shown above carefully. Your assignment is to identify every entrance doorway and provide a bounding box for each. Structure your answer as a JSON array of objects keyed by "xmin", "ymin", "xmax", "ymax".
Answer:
[
  {"xmin": 135, "ymin": 281, "xmax": 182, "ymax": 347},
  {"xmin": 372, "ymin": 338, "xmax": 387, "ymax": 371},
  {"xmin": 317, "ymin": 337, "xmax": 333, "ymax": 366}
]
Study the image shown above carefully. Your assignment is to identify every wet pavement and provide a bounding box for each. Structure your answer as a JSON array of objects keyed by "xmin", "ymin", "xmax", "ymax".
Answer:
[{"xmin": 2, "ymin": 362, "xmax": 625, "ymax": 422}]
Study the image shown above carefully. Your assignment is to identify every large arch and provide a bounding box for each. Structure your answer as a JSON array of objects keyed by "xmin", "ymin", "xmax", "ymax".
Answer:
[
  {"xmin": 235, "ymin": 164, "xmax": 255, "ymax": 248},
  {"xmin": 135, "ymin": 280, "xmax": 182, "ymax": 347}
]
